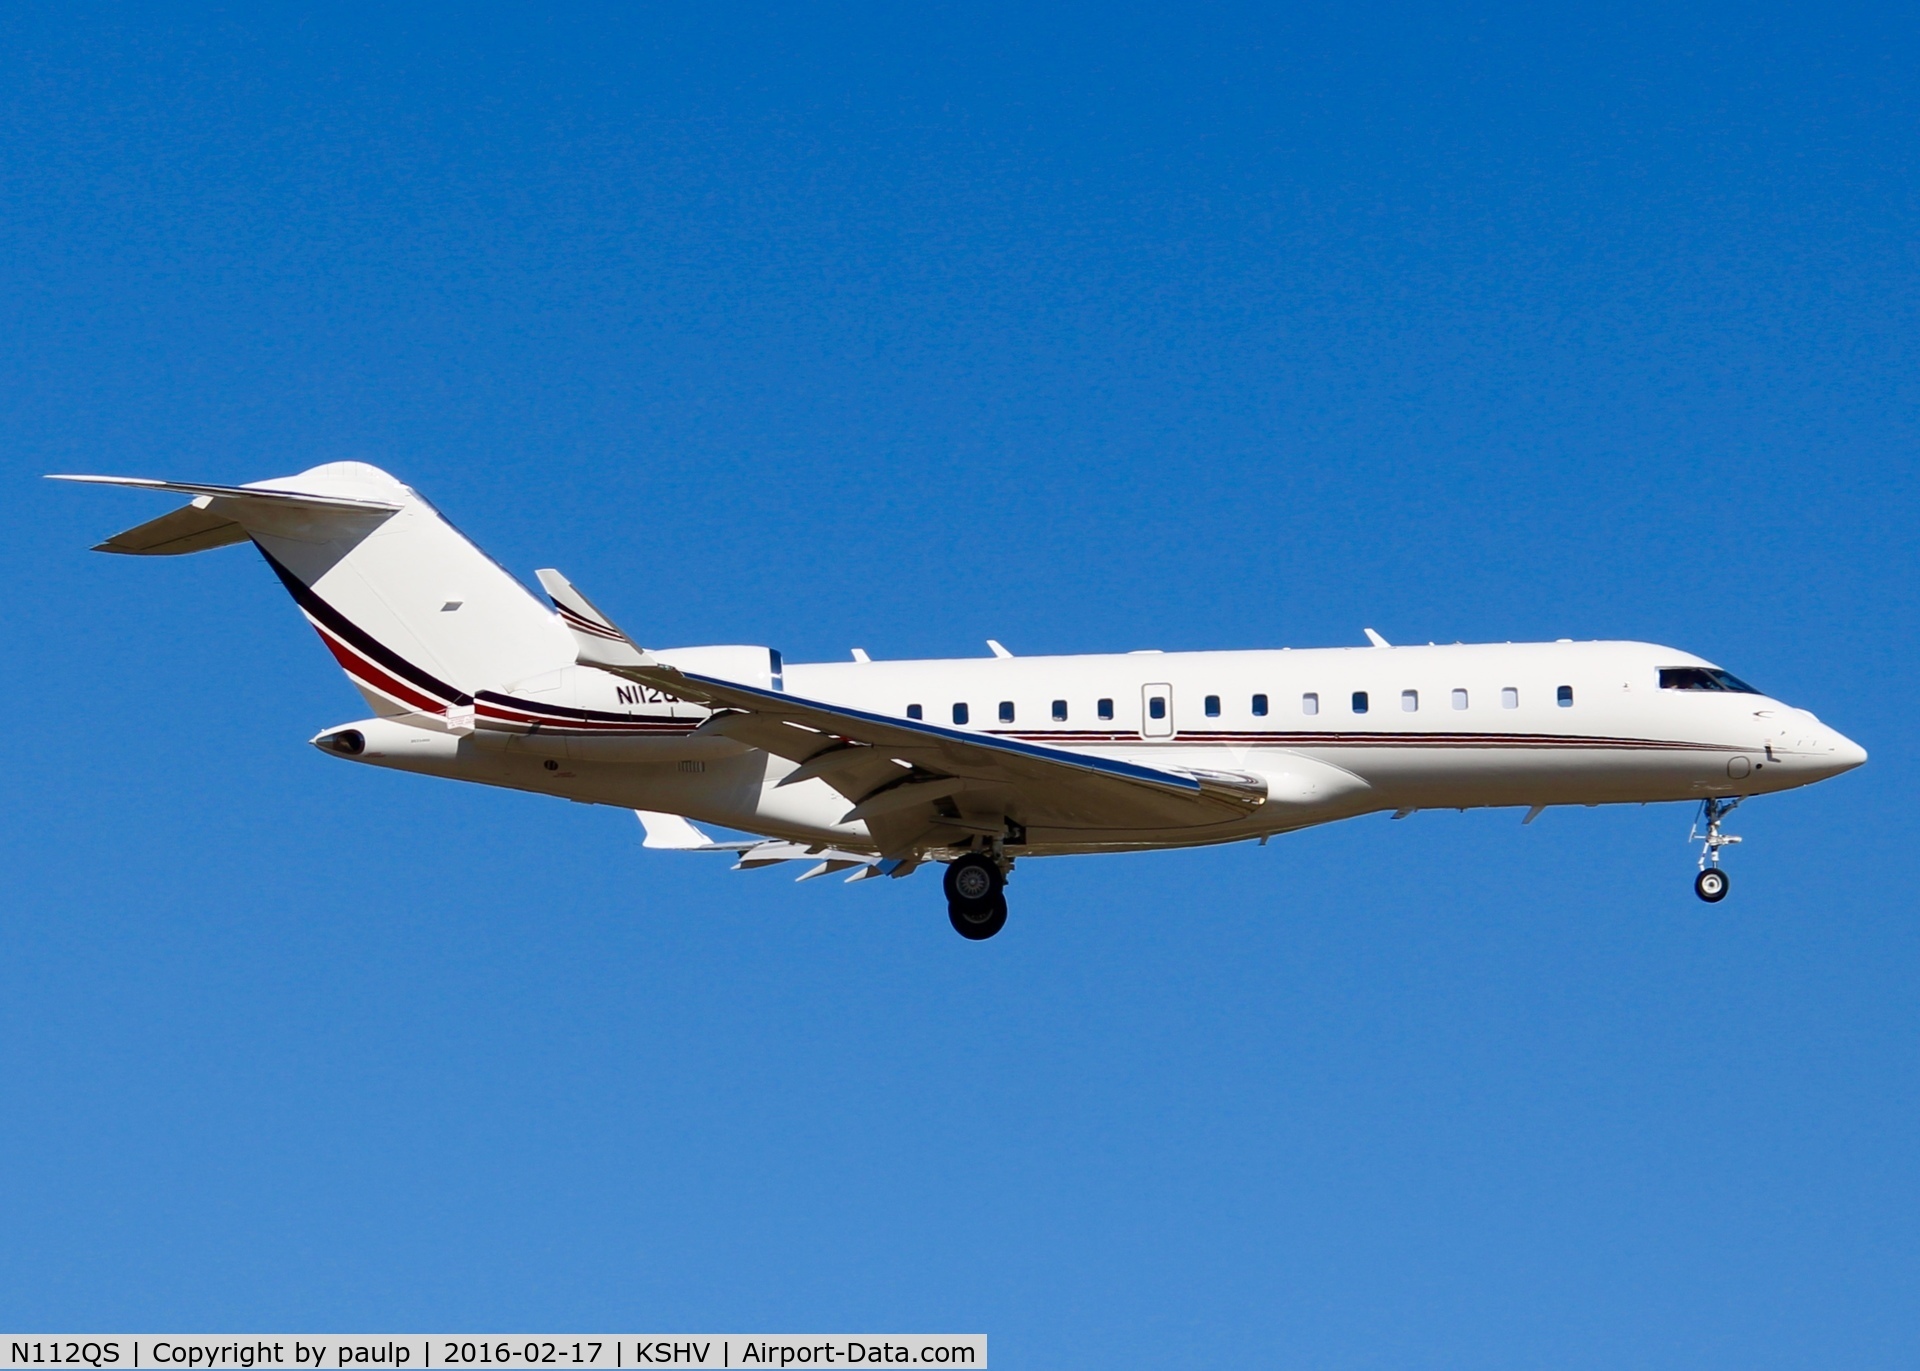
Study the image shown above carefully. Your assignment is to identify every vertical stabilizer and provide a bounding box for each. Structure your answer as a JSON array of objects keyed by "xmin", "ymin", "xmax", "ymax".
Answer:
[{"xmin": 56, "ymin": 463, "xmax": 574, "ymax": 723}]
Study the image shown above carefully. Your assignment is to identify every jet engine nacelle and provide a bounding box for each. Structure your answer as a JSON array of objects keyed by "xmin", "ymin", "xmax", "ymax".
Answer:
[{"xmin": 313, "ymin": 717, "xmax": 463, "ymax": 765}]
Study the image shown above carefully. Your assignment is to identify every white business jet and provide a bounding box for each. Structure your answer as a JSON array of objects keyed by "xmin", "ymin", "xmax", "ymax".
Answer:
[{"xmin": 54, "ymin": 462, "xmax": 1865, "ymax": 938}]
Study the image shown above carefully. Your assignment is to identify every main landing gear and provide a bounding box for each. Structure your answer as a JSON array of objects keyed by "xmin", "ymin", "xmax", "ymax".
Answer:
[
  {"xmin": 944, "ymin": 853, "xmax": 1009, "ymax": 940},
  {"xmin": 1690, "ymin": 796, "xmax": 1743, "ymax": 903}
]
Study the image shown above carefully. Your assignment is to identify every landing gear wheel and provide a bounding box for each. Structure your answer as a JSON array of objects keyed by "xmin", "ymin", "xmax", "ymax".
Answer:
[
  {"xmin": 943, "ymin": 854, "xmax": 1003, "ymax": 909},
  {"xmin": 949, "ymin": 892, "xmax": 1008, "ymax": 940},
  {"xmin": 1695, "ymin": 868, "xmax": 1730, "ymax": 903},
  {"xmin": 1689, "ymin": 798, "xmax": 1743, "ymax": 901},
  {"xmin": 944, "ymin": 854, "xmax": 1009, "ymax": 939}
]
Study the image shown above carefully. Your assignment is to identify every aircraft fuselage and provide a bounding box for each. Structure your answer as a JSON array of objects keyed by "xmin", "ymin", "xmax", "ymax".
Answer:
[{"xmin": 334, "ymin": 638, "xmax": 1864, "ymax": 857}]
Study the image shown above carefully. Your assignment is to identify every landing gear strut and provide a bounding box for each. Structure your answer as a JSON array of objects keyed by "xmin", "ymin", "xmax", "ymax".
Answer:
[
  {"xmin": 1690, "ymin": 797, "xmax": 1742, "ymax": 903},
  {"xmin": 945, "ymin": 853, "xmax": 1009, "ymax": 940}
]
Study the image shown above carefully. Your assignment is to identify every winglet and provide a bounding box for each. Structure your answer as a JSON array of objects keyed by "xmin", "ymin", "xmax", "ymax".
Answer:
[
  {"xmin": 1363, "ymin": 627, "xmax": 1390, "ymax": 648},
  {"xmin": 535, "ymin": 568, "xmax": 658, "ymax": 672}
]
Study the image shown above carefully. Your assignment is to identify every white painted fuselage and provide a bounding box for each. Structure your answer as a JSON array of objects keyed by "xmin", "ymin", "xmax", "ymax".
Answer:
[{"xmin": 344, "ymin": 638, "xmax": 1865, "ymax": 857}]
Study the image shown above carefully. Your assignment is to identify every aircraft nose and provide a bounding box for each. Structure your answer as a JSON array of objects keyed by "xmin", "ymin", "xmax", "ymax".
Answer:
[{"xmin": 1830, "ymin": 730, "xmax": 1868, "ymax": 772}]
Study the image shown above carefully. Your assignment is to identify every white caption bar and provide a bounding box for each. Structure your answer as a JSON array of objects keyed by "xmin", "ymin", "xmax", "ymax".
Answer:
[{"xmin": 0, "ymin": 1340, "xmax": 985, "ymax": 1371}]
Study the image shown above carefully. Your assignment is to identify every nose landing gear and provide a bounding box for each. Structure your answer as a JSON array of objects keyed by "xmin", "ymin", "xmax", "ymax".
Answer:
[{"xmin": 1690, "ymin": 797, "xmax": 1743, "ymax": 903}]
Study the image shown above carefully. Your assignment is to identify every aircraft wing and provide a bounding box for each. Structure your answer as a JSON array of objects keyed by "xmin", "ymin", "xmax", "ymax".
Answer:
[{"xmin": 537, "ymin": 569, "xmax": 1267, "ymax": 858}]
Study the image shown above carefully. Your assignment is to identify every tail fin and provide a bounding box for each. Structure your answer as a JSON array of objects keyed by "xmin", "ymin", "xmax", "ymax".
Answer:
[{"xmin": 53, "ymin": 462, "xmax": 572, "ymax": 722}]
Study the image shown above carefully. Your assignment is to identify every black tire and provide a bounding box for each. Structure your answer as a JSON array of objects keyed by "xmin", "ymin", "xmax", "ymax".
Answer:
[
  {"xmin": 950, "ymin": 892, "xmax": 1008, "ymax": 940},
  {"xmin": 943, "ymin": 854, "xmax": 1003, "ymax": 911},
  {"xmin": 1695, "ymin": 868, "xmax": 1730, "ymax": 903}
]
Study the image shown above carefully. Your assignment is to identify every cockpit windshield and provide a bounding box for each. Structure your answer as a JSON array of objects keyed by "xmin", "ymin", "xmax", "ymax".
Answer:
[{"xmin": 1659, "ymin": 666, "xmax": 1761, "ymax": 694}]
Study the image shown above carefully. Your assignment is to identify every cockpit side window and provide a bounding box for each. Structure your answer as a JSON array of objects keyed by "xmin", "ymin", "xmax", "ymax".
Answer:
[{"xmin": 1659, "ymin": 667, "xmax": 1761, "ymax": 694}]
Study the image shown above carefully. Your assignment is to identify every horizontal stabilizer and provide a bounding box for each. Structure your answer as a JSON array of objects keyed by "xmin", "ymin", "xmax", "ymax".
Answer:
[
  {"xmin": 48, "ymin": 474, "xmax": 402, "ymax": 513},
  {"xmin": 52, "ymin": 473, "xmax": 406, "ymax": 558},
  {"xmin": 92, "ymin": 502, "xmax": 252, "ymax": 556}
]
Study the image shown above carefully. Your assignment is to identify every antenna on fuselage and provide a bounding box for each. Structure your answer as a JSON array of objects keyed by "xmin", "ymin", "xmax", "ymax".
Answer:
[{"xmin": 1363, "ymin": 628, "xmax": 1390, "ymax": 648}]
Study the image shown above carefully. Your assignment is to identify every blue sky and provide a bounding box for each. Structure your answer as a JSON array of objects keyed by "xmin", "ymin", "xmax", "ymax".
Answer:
[{"xmin": 2, "ymin": 3, "xmax": 1915, "ymax": 1365}]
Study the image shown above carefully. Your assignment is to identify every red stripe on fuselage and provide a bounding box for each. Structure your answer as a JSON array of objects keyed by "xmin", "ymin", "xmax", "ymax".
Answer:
[
  {"xmin": 308, "ymin": 618, "xmax": 448, "ymax": 714},
  {"xmin": 306, "ymin": 612, "xmax": 695, "ymax": 733},
  {"xmin": 473, "ymin": 699, "xmax": 701, "ymax": 734}
]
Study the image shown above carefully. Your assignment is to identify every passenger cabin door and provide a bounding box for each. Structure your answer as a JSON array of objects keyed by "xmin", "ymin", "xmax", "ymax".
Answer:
[{"xmin": 1142, "ymin": 683, "xmax": 1174, "ymax": 739}]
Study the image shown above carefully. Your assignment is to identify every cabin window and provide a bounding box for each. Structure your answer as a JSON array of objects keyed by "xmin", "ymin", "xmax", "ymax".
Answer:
[
  {"xmin": 1352, "ymin": 691, "xmax": 1369, "ymax": 714},
  {"xmin": 1052, "ymin": 699, "xmax": 1068, "ymax": 721},
  {"xmin": 1401, "ymin": 689, "xmax": 1418, "ymax": 712},
  {"xmin": 1451, "ymin": 689, "xmax": 1468, "ymax": 710},
  {"xmin": 1557, "ymin": 685, "xmax": 1574, "ymax": 707},
  {"xmin": 1148, "ymin": 696, "xmax": 1167, "ymax": 720},
  {"xmin": 1252, "ymin": 693, "xmax": 1268, "ymax": 717},
  {"xmin": 1659, "ymin": 666, "xmax": 1761, "ymax": 693},
  {"xmin": 952, "ymin": 702, "xmax": 969, "ymax": 725},
  {"xmin": 1302, "ymin": 692, "xmax": 1319, "ymax": 716},
  {"xmin": 1097, "ymin": 697, "xmax": 1114, "ymax": 721},
  {"xmin": 999, "ymin": 700, "xmax": 1015, "ymax": 723},
  {"xmin": 1205, "ymin": 694, "xmax": 1221, "ymax": 717},
  {"xmin": 906, "ymin": 703, "xmax": 923, "ymax": 721},
  {"xmin": 1501, "ymin": 687, "xmax": 1519, "ymax": 709}
]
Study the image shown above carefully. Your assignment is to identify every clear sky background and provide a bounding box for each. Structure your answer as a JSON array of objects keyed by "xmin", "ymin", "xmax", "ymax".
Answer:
[{"xmin": 2, "ymin": 3, "xmax": 1915, "ymax": 1366}]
